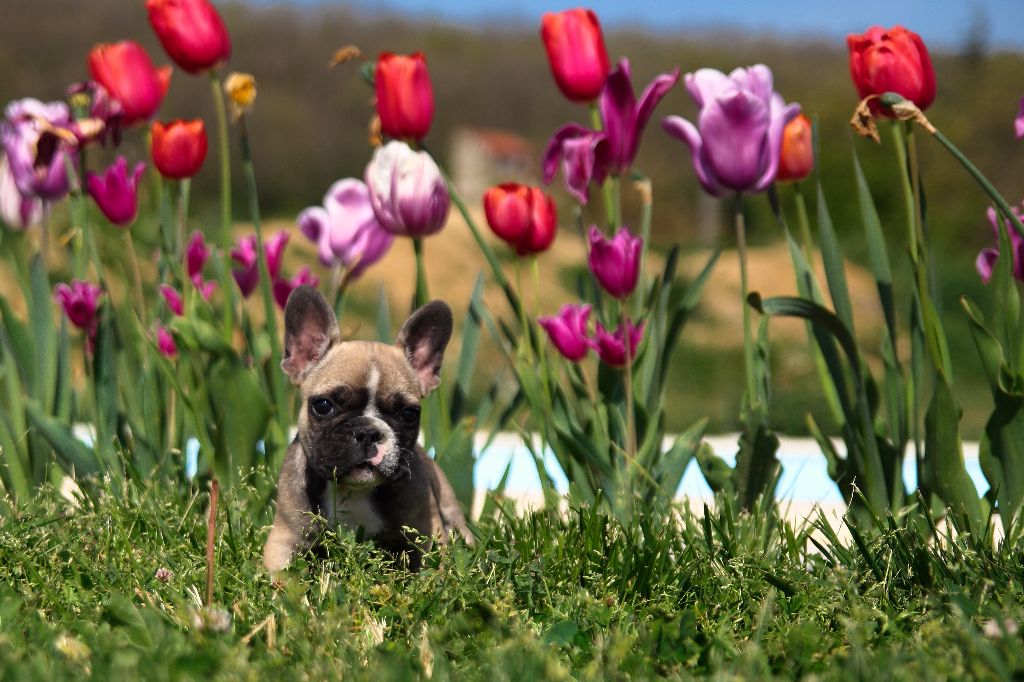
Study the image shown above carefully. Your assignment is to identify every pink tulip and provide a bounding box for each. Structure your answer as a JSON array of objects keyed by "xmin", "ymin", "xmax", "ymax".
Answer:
[
  {"xmin": 540, "ymin": 9, "xmax": 610, "ymax": 103},
  {"xmin": 298, "ymin": 178, "xmax": 394, "ymax": 278},
  {"xmin": 587, "ymin": 226, "xmax": 642, "ymax": 299},
  {"xmin": 86, "ymin": 156, "xmax": 145, "ymax": 227},
  {"xmin": 159, "ymin": 284, "xmax": 184, "ymax": 315},
  {"xmin": 538, "ymin": 304, "xmax": 595, "ymax": 362},
  {"xmin": 365, "ymin": 141, "xmax": 449, "ymax": 238},
  {"xmin": 156, "ymin": 325, "xmax": 177, "ymax": 358},
  {"xmin": 594, "ymin": 319, "xmax": 645, "ymax": 367}
]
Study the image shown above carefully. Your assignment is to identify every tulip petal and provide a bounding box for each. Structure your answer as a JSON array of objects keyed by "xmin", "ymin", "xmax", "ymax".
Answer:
[
  {"xmin": 698, "ymin": 87, "xmax": 770, "ymax": 192},
  {"xmin": 754, "ymin": 97, "xmax": 801, "ymax": 192},
  {"xmin": 977, "ymin": 248, "xmax": 998, "ymax": 284},
  {"xmin": 635, "ymin": 67, "xmax": 680, "ymax": 143},
  {"xmin": 1016, "ymin": 97, "xmax": 1024, "ymax": 139},
  {"xmin": 541, "ymin": 123, "xmax": 592, "ymax": 184},
  {"xmin": 684, "ymin": 68, "xmax": 731, "ymax": 108},
  {"xmin": 662, "ymin": 115, "xmax": 724, "ymax": 197},
  {"xmin": 599, "ymin": 59, "xmax": 636, "ymax": 171}
]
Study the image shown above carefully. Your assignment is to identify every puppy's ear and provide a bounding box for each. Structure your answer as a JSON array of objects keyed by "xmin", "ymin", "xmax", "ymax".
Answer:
[
  {"xmin": 281, "ymin": 285, "xmax": 339, "ymax": 385},
  {"xmin": 396, "ymin": 300, "xmax": 453, "ymax": 396}
]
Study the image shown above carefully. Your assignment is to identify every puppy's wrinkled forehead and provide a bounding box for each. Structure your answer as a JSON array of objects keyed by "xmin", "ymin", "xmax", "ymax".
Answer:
[{"xmin": 302, "ymin": 340, "xmax": 421, "ymax": 399}]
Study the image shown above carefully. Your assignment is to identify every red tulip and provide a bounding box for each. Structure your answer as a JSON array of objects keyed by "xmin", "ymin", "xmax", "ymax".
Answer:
[
  {"xmin": 375, "ymin": 52, "xmax": 434, "ymax": 141},
  {"xmin": 151, "ymin": 119, "xmax": 207, "ymax": 179},
  {"xmin": 146, "ymin": 0, "xmax": 231, "ymax": 74},
  {"xmin": 88, "ymin": 41, "xmax": 172, "ymax": 126},
  {"xmin": 541, "ymin": 8, "xmax": 610, "ymax": 103},
  {"xmin": 776, "ymin": 114, "xmax": 813, "ymax": 183},
  {"xmin": 483, "ymin": 183, "xmax": 558, "ymax": 256},
  {"xmin": 847, "ymin": 26, "xmax": 936, "ymax": 117}
]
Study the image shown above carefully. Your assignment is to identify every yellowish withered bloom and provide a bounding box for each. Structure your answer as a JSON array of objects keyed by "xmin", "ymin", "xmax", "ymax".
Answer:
[{"xmin": 224, "ymin": 72, "xmax": 257, "ymax": 121}]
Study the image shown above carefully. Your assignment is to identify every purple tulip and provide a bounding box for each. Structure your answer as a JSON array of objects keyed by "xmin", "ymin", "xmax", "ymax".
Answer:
[
  {"xmin": 976, "ymin": 206, "xmax": 1024, "ymax": 283},
  {"xmin": 273, "ymin": 266, "xmax": 319, "ymax": 309},
  {"xmin": 185, "ymin": 231, "xmax": 218, "ymax": 300},
  {"xmin": 86, "ymin": 156, "xmax": 145, "ymax": 226},
  {"xmin": 156, "ymin": 325, "xmax": 177, "ymax": 359},
  {"xmin": 365, "ymin": 141, "xmax": 449, "ymax": 238},
  {"xmin": 587, "ymin": 226, "xmax": 642, "ymax": 299},
  {"xmin": 594, "ymin": 319, "xmax": 645, "ymax": 367},
  {"xmin": 298, "ymin": 178, "xmax": 395, "ymax": 278},
  {"xmin": 159, "ymin": 284, "xmax": 184, "ymax": 315},
  {"xmin": 1, "ymin": 98, "xmax": 75, "ymax": 200},
  {"xmin": 662, "ymin": 65, "xmax": 800, "ymax": 197},
  {"xmin": 230, "ymin": 234, "xmax": 259, "ymax": 297},
  {"xmin": 0, "ymin": 155, "xmax": 42, "ymax": 229},
  {"xmin": 1016, "ymin": 97, "xmax": 1024, "ymax": 140},
  {"xmin": 538, "ymin": 303, "xmax": 595, "ymax": 362},
  {"xmin": 54, "ymin": 280, "xmax": 102, "ymax": 331},
  {"xmin": 543, "ymin": 58, "xmax": 678, "ymax": 204}
]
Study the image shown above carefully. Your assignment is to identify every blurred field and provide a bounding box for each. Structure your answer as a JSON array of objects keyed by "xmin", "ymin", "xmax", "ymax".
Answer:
[{"xmin": 1, "ymin": 0, "xmax": 1018, "ymax": 435}]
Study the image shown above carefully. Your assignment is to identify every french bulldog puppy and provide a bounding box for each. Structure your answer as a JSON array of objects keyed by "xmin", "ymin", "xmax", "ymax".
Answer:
[{"xmin": 263, "ymin": 285, "xmax": 472, "ymax": 572}]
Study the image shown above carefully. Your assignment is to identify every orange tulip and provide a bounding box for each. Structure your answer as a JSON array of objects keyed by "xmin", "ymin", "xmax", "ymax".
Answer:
[{"xmin": 777, "ymin": 114, "xmax": 813, "ymax": 183}]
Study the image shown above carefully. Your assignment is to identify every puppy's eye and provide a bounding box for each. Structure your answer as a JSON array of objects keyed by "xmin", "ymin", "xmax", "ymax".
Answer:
[
  {"xmin": 309, "ymin": 398, "xmax": 335, "ymax": 418},
  {"xmin": 399, "ymin": 406, "xmax": 420, "ymax": 424}
]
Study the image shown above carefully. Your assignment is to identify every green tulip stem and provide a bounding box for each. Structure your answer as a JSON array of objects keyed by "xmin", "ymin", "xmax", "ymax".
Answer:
[
  {"xmin": 891, "ymin": 122, "xmax": 920, "ymax": 265},
  {"xmin": 429, "ymin": 152, "xmax": 524, "ymax": 318},
  {"xmin": 209, "ymin": 71, "xmax": 232, "ymax": 247},
  {"xmin": 412, "ymin": 238, "xmax": 429, "ymax": 311},
  {"xmin": 793, "ymin": 182, "xmax": 814, "ymax": 260},
  {"xmin": 178, "ymin": 178, "xmax": 191, "ymax": 266},
  {"xmin": 589, "ymin": 105, "xmax": 617, "ymax": 230},
  {"xmin": 734, "ymin": 195, "xmax": 757, "ymax": 418},
  {"xmin": 634, "ymin": 176, "xmax": 653, "ymax": 320},
  {"xmin": 239, "ymin": 114, "xmax": 289, "ymax": 443},
  {"xmin": 622, "ymin": 307, "xmax": 637, "ymax": 467},
  {"xmin": 123, "ymin": 230, "xmax": 146, "ymax": 327}
]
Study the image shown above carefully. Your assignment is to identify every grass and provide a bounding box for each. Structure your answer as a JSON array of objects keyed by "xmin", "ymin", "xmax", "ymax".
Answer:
[{"xmin": 1, "ymin": 475, "xmax": 1023, "ymax": 679}]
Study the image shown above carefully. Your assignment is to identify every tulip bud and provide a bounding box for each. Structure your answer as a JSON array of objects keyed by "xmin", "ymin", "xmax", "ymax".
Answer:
[
  {"xmin": 88, "ymin": 41, "xmax": 171, "ymax": 126},
  {"xmin": 229, "ymin": 234, "xmax": 259, "ymax": 297},
  {"xmin": 365, "ymin": 141, "xmax": 449, "ymax": 238},
  {"xmin": 540, "ymin": 9, "xmax": 610, "ymax": 103},
  {"xmin": 151, "ymin": 119, "xmax": 207, "ymax": 179},
  {"xmin": 587, "ymin": 226, "xmax": 642, "ymax": 299},
  {"xmin": 847, "ymin": 26, "xmax": 936, "ymax": 117},
  {"xmin": 776, "ymin": 114, "xmax": 813, "ymax": 183},
  {"xmin": 594, "ymin": 319, "xmax": 645, "ymax": 367},
  {"xmin": 86, "ymin": 156, "xmax": 146, "ymax": 226},
  {"xmin": 483, "ymin": 183, "xmax": 558, "ymax": 256},
  {"xmin": 159, "ymin": 284, "xmax": 184, "ymax": 315},
  {"xmin": 146, "ymin": 0, "xmax": 232, "ymax": 75},
  {"xmin": 538, "ymin": 303, "xmax": 595, "ymax": 362},
  {"xmin": 156, "ymin": 326, "xmax": 178, "ymax": 358},
  {"xmin": 224, "ymin": 72, "xmax": 256, "ymax": 121},
  {"xmin": 375, "ymin": 52, "xmax": 434, "ymax": 141}
]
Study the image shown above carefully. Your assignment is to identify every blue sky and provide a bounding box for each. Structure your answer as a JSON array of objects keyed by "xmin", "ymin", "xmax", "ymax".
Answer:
[{"xmin": 257, "ymin": 0, "xmax": 1024, "ymax": 51}]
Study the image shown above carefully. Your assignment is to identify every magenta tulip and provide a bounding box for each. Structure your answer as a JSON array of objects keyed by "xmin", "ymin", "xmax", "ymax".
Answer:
[
  {"xmin": 265, "ymin": 230, "xmax": 289, "ymax": 280},
  {"xmin": 86, "ymin": 156, "xmax": 145, "ymax": 226},
  {"xmin": 976, "ymin": 206, "xmax": 1024, "ymax": 284},
  {"xmin": 272, "ymin": 266, "xmax": 319, "ymax": 309},
  {"xmin": 230, "ymin": 234, "xmax": 259, "ymax": 297},
  {"xmin": 538, "ymin": 303, "xmax": 595, "ymax": 362},
  {"xmin": 54, "ymin": 281, "xmax": 102, "ymax": 331},
  {"xmin": 594, "ymin": 319, "xmax": 645, "ymax": 367},
  {"xmin": 543, "ymin": 59, "xmax": 678, "ymax": 204},
  {"xmin": 185, "ymin": 231, "xmax": 217, "ymax": 300},
  {"xmin": 159, "ymin": 284, "xmax": 184, "ymax": 315},
  {"xmin": 156, "ymin": 325, "xmax": 177, "ymax": 358},
  {"xmin": 298, "ymin": 178, "xmax": 394, "ymax": 278},
  {"xmin": 587, "ymin": 226, "xmax": 642, "ymax": 299},
  {"xmin": 662, "ymin": 65, "xmax": 800, "ymax": 197},
  {"xmin": 365, "ymin": 141, "xmax": 449, "ymax": 238}
]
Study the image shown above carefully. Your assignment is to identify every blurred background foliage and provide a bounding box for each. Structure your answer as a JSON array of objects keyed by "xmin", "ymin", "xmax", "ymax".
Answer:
[{"xmin": 2, "ymin": 0, "xmax": 1022, "ymax": 437}]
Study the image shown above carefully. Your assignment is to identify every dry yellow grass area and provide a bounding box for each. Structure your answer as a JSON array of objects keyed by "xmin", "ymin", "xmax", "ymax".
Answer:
[{"xmin": 0, "ymin": 211, "xmax": 883, "ymax": 385}]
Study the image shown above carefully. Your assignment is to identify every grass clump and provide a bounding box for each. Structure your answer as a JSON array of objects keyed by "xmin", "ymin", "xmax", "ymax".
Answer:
[{"xmin": 1, "ymin": 477, "xmax": 1023, "ymax": 679}]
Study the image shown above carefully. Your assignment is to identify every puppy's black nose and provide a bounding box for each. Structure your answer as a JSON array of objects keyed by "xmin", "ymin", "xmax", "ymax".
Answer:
[{"xmin": 353, "ymin": 425, "xmax": 385, "ymax": 445}]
